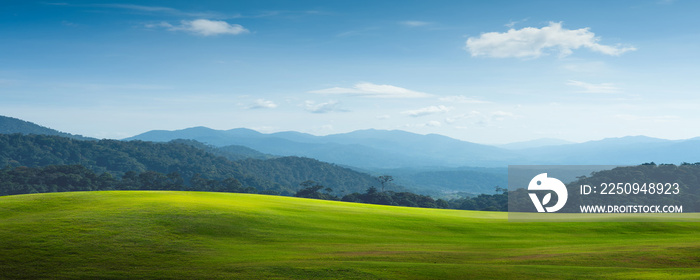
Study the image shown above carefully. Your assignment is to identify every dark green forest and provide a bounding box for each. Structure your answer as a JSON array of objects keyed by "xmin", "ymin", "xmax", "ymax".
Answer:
[
  {"xmin": 0, "ymin": 134, "xmax": 380, "ymax": 196},
  {"xmin": 0, "ymin": 165, "xmax": 256, "ymax": 196}
]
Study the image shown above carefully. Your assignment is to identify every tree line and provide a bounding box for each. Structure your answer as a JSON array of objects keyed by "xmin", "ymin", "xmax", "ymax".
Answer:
[
  {"xmin": 293, "ymin": 176, "xmax": 509, "ymax": 210},
  {"xmin": 293, "ymin": 177, "xmax": 450, "ymax": 208},
  {"xmin": 0, "ymin": 165, "xmax": 257, "ymax": 196}
]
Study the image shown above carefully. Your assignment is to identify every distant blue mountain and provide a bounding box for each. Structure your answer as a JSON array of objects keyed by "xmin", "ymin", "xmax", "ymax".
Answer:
[
  {"xmin": 126, "ymin": 127, "xmax": 700, "ymax": 168},
  {"xmin": 497, "ymin": 138, "xmax": 574, "ymax": 150},
  {"xmin": 515, "ymin": 136, "xmax": 700, "ymax": 165},
  {"xmin": 126, "ymin": 127, "xmax": 521, "ymax": 168}
]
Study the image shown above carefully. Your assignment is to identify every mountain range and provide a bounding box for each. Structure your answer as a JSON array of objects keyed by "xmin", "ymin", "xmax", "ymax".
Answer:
[
  {"xmin": 126, "ymin": 126, "xmax": 700, "ymax": 168},
  {"xmin": 4, "ymin": 115, "xmax": 700, "ymax": 195},
  {"xmin": 125, "ymin": 127, "xmax": 520, "ymax": 168}
]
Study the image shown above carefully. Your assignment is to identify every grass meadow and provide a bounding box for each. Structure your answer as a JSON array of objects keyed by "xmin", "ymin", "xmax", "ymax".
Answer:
[{"xmin": 0, "ymin": 191, "xmax": 698, "ymax": 279}]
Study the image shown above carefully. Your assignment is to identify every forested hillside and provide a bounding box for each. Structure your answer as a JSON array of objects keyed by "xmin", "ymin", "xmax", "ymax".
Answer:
[
  {"xmin": 561, "ymin": 163, "xmax": 700, "ymax": 212},
  {"xmin": 0, "ymin": 134, "xmax": 380, "ymax": 196}
]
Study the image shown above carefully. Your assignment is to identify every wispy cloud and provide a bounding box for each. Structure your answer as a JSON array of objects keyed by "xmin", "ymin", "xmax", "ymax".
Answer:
[
  {"xmin": 567, "ymin": 80, "xmax": 621, "ymax": 93},
  {"xmin": 336, "ymin": 27, "xmax": 379, "ymax": 38},
  {"xmin": 504, "ymin": 18, "xmax": 529, "ymax": 28},
  {"xmin": 247, "ymin": 99, "xmax": 277, "ymax": 109},
  {"xmin": 96, "ymin": 3, "xmax": 223, "ymax": 18},
  {"xmin": 466, "ymin": 22, "xmax": 636, "ymax": 58},
  {"xmin": 403, "ymin": 105, "xmax": 451, "ymax": 117},
  {"xmin": 304, "ymin": 100, "xmax": 344, "ymax": 113},
  {"xmin": 101, "ymin": 4, "xmax": 179, "ymax": 13},
  {"xmin": 150, "ymin": 19, "xmax": 249, "ymax": 36},
  {"xmin": 243, "ymin": 9, "xmax": 327, "ymax": 19},
  {"xmin": 310, "ymin": 82, "xmax": 431, "ymax": 98},
  {"xmin": 399, "ymin": 20, "xmax": 430, "ymax": 27},
  {"xmin": 445, "ymin": 111, "xmax": 480, "ymax": 124},
  {"xmin": 438, "ymin": 95, "xmax": 489, "ymax": 104}
]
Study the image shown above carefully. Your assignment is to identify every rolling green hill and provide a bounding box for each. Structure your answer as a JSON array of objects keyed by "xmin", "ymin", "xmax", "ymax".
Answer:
[{"xmin": 1, "ymin": 191, "xmax": 698, "ymax": 279}]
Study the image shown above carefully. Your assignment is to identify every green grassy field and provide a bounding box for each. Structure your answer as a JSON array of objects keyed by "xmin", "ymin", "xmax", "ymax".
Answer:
[{"xmin": 0, "ymin": 191, "xmax": 698, "ymax": 279}]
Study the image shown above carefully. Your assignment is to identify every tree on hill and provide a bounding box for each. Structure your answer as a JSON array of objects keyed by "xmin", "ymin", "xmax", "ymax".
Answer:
[{"xmin": 377, "ymin": 175, "xmax": 393, "ymax": 192}]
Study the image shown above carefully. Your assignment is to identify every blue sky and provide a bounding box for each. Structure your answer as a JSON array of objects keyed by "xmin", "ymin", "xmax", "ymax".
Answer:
[{"xmin": 2, "ymin": 0, "xmax": 699, "ymax": 143}]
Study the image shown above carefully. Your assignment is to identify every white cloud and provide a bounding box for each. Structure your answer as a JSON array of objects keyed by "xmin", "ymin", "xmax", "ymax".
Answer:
[
  {"xmin": 567, "ymin": 80, "xmax": 621, "ymax": 93},
  {"xmin": 310, "ymin": 82, "xmax": 431, "ymax": 98},
  {"xmin": 403, "ymin": 105, "xmax": 451, "ymax": 117},
  {"xmin": 248, "ymin": 99, "xmax": 277, "ymax": 109},
  {"xmin": 466, "ymin": 22, "xmax": 636, "ymax": 58},
  {"xmin": 304, "ymin": 100, "xmax": 344, "ymax": 113},
  {"xmin": 438, "ymin": 95, "xmax": 489, "ymax": 104},
  {"xmin": 400, "ymin": 21, "xmax": 430, "ymax": 27},
  {"xmin": 158, "ymin": 19, "xmax": 249, "ymax": 36}
]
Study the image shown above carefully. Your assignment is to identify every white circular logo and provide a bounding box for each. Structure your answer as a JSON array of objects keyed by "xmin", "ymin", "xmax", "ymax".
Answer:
[{"xmin": 527, "ymin": 173, "xmax": 568, "ymax": 213}]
